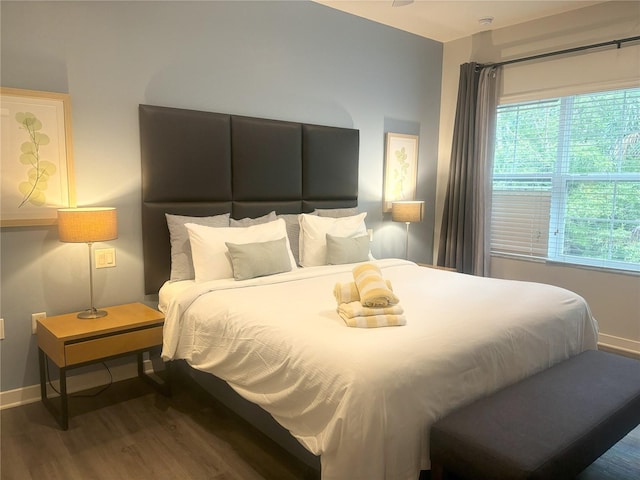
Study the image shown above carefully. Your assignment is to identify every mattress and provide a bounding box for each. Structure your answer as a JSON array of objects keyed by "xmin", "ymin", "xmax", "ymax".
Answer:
[{"xmin": 159, "ymin": 259, "xmax": 599, "ymax": 480}]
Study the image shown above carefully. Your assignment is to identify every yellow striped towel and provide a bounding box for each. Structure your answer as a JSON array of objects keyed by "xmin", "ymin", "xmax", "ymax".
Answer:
[
  {"xmin": 338, "ymin": 310, "xmax": 406, "ymax": 328},
  {"xmin": 338, "ymin": 301, "xmax": 404, "ymax": 319},
  {"xmin": 352, "ymin": 263, "xmax": 399, "ymax": 307},
  {"xmin": 333, "ymin": 280, "xmax": 393, "ymax": 305}
]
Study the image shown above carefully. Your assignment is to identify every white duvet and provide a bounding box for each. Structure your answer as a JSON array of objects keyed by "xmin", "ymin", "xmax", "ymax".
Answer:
[{"xmin": 160, "ymin": 259, "xmax": 598, "ymax": 480}]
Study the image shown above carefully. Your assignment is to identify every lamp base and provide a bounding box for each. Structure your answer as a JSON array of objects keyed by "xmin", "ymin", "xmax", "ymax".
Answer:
[{"xmin": 77, "ymin": 308, "xmax": 108, "ymax": 319}]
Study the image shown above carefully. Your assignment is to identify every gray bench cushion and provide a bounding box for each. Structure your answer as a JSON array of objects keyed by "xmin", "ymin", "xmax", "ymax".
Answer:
[{"xmin": 430, "ymin": 350, "xmax": 640, "ymax": 480}]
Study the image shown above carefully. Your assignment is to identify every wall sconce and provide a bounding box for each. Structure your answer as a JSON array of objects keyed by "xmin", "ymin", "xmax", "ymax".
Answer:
[
  {"xmin": 58, "ymin": 207, "xmax": 118, "ymax": 319},
  {"xmin": 392, "ymin": 201, "xmax": 424, "ymax": 259}
]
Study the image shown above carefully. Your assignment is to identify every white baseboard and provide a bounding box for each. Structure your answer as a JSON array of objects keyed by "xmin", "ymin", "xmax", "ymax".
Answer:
[
  {"xmin": 598, "ymin": 333, "xmax": 640, "ymax": 358},
  {"xmin": 0, "ymin": 360, "xmax": 153, "ymax": 411}
]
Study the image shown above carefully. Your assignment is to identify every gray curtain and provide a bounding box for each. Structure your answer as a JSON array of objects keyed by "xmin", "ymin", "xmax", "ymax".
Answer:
[{"xmin": 437, "ymin": 63, "xmax": 499, "ymax": 276}]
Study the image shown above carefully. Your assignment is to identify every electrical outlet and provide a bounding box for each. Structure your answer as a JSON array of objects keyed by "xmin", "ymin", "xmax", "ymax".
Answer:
[
  {"xmin": 0, "ymin": 318, "xmax": 5, "ymax": 340},
  {"xmin": 32, "ymin": 312, "xmax": 46, "ymax": 335}
]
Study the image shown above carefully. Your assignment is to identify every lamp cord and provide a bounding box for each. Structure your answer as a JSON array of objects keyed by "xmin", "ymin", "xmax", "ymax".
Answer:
[{"xmin": 45, "ymin": 356, "xmax": 113, "ymax": 398}]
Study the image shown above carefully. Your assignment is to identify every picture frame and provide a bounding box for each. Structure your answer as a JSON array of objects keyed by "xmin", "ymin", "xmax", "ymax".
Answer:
[
  {"xmin": 1, "ymin": 88, "xmax": 76, "ymax": 227},
  {"xmin": 383, "ymin": 132, "xmax": 419, "ymax": 212}
]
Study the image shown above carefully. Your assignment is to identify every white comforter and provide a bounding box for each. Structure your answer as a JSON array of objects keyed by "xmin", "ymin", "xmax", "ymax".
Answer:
[{"xmin": 160, "ymin": 259, "xmax": 599, "ymax": 480}]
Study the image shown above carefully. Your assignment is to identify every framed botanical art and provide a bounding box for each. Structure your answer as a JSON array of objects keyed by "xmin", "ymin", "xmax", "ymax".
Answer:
[
  {"xmin": 383, "ymin": 132, "xmax": 419, "ymax": 212},
  {"xmin": 1, "ymin": 88, "xmax": 76, "ymax": 227}
]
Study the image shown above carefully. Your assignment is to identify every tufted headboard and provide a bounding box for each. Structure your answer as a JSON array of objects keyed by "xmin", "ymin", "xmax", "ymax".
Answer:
[{"xmin": 140, "ymin": 104, "xmax": 360, "ymax": 294}]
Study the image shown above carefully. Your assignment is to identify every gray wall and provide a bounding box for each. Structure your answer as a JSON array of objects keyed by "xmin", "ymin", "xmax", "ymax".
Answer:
[{"xmin": 0, "ymin": 1, "xmax": 442, "ymax": 392}]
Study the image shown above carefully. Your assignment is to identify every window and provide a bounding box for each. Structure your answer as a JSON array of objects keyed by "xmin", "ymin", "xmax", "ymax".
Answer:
[{"xmin": 491, "ymin": 87, "xmax": 640, "ymax": 272}]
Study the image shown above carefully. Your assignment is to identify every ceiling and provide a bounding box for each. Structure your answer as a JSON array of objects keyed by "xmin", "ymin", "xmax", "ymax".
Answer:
[{"xmin": 313, "ymin": 1, "xmax": 607, "ymax": 43}]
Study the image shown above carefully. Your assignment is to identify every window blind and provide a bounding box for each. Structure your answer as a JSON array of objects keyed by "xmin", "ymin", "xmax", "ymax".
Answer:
[{"xmin": 491, "ymin": 87, "xmax": 640, "ymax": 272}]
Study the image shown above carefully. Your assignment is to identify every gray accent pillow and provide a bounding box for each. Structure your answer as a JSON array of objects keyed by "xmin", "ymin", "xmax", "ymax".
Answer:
[
  {"xmin": 225, "ymin": 237, "xmax": 293, "ymax": 280},
  {"xmin": 166, "ymin": 213, "xmax": 230, "ymax": 281},
  {"xmin": 277, "ymin": 212, "xmax": 317, "ymax": 266},
  {"xmin": 314, "ymin": 207, "xmax": 359, "ymax": 218},
  {"xmin": 230, "ymin": 211, "xmax": 276, "ymax": 226},
  {"xmin": 326, "ymin": 233, "xmax": 370, "ymax": 265}
]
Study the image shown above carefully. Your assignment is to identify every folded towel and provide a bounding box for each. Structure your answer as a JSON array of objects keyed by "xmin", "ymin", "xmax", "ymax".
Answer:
[
  {"xmin": 352, "ymin": 263, "xmax": 399, "ymax": 307},
  {"xmin": 338, "ymin": 301, "xmax": 404, "ymax": 319},
  {"xmin": 338, "ymin": 310, "xmax": 407, "ymax": 328},
  {"xmin": 333, "ymin": 280, "xmax": 393, "ymax": 305}
]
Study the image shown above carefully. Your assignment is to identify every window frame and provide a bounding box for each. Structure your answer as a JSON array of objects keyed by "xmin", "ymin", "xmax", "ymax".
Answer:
[{"xmin": 491, "ymin": 87, "xmax": 640, "ymax": 274}]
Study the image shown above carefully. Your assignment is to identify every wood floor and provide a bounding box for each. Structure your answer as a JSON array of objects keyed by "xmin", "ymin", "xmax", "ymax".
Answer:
[
  {"xmin": 1, "ymin": 371, "xmax": 638, "ymax": 480},
  {"xmin": 1, "ymin": 374, "xmax": 319, "ymax": 480}
]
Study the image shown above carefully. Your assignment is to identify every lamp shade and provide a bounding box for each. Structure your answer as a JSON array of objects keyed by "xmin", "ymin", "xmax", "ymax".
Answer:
[
  {"xmin": 58, "ymin": 207, "xmax": 118, "ymax": 243},
  {"xmin": 391, "ymin": 201, "xmax": 424, "ymax": 223}
]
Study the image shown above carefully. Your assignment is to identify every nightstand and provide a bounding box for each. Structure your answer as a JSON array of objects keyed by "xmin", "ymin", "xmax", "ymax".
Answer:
[{"xmin": 37, "ymin": 302, "xmax": 169, "ymax": 430}]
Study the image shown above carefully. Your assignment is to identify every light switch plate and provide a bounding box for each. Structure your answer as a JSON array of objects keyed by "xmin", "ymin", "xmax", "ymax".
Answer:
[{"xmin": 95, "ymin": 248, "xmax": 116, "ymax": 268}]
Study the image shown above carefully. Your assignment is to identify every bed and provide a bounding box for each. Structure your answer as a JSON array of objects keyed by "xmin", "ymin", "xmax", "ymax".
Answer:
[{"xmin": 140, "ymin": 104, "xmax": 599, "ymax": 480}]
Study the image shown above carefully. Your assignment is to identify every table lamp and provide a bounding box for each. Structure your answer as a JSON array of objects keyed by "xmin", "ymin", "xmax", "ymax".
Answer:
[
  {"xmin": 392, "ymin": 200, "xmax": 424, "ymax": 259},
  {"xmin": 57, "ymin": 207, "xmax": 118, "ymax": 318}
]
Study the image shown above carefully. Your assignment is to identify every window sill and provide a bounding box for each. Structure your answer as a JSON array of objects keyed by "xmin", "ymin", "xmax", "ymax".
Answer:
[{"xmin": 490, "ymin": 253, "xmax": 640, "ymax": 277}]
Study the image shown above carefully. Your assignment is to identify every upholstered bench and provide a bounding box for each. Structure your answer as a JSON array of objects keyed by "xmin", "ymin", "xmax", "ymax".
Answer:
[{"xmin": 430, "ymin": 349, "xmax": 640, "ymax": 480}]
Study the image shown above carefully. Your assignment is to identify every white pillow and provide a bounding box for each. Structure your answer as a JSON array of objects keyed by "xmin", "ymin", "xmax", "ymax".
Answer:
[
  {"xmin": 186, "ymin": 218, "xmax": 296, "ymax": 282},
  {"xmin": 276, "ymin": 212, "xmax": 319, "ymax": 266},
  {"xmin": 298, "ymin": 212, "xmax": 367, "ymax": 267}
]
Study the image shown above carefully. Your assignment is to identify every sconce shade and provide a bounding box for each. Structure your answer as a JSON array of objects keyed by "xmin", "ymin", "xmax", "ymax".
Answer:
[
  {"xmin": 391, "ymin": 201, "xmax": 424, "ymax": 223},
  {"xmin": 58, "ymin": 208, "xmax": 118, "ymax": 243}
]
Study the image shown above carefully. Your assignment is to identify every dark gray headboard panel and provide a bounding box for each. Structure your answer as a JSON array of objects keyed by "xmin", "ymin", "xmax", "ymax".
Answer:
[{"xmin": 140, "ymin": 104, "xmax": 359, "ymax": 294}]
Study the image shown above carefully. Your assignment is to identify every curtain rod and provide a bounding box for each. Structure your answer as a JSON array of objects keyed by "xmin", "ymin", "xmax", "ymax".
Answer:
[{"xmin": 478, "ymin": 35, "xmax": 640, "ymax": 69}]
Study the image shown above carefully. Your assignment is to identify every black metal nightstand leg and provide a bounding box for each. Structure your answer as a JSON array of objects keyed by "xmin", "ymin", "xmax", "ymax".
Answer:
[
  {"xmin": 39, "ymin": 349, "xmax": 69, "ymax": 430},
  {"xmin": 59, "ymin": 367, "xmax": 68, "ymax": 430},
  {"xmin": 39, "ymin": 348, "xmax": 47, "ymax": 401}
]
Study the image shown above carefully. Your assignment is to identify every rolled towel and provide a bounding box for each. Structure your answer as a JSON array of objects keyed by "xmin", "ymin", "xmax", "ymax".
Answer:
[
  {"xmin": 337, "ymin": 301, "xmax": 404, "ymax": 319},
  {"xmin": 333, "ymin": 280, "xmax": 393, "ymax": 305},
  {"xmin": 338, "ymin": 310, "xmax": 407, "ymax": 328},
  {"xmin": 352, "ymin": 263, "xmax": 399, "ymax": 307}
]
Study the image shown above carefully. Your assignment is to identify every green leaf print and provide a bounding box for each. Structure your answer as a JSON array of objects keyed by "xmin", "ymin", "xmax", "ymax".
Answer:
[
  {"xmin": 392, "ymin": 146, "xmax": 409, "ymax": 199},
  {"xmin": 15, "ymin": 111, "xmax": 55, "ymax": 208}
]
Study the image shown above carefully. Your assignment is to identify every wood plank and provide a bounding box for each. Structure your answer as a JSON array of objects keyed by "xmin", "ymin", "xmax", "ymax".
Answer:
[
  {"xmin": 2, "ymin": 371, "xmax": 637, "ymax": 480},
  {"xmin": 37, "ymin": 323, "xmax": 65, "ymax": 367},
  {"xmin": 1, "ymin": 374, "xmax": 319, "ymax": 480}
]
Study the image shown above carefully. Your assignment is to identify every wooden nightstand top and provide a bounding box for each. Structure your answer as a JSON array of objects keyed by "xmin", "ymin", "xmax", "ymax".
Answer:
[
  {"xmin": 38, "ymin": 303, "xmax": 165, "ymax": 368},
  {"xmin": 37, "ymin": 302, "xmax": 164, "ymax": 342}
]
